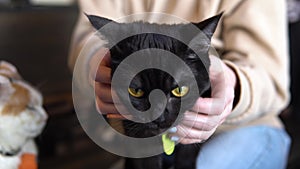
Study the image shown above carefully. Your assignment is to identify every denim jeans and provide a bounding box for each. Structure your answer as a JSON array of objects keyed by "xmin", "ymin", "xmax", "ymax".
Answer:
[{"xmin": 196, "ymin": 126, "xmax": 291, "ymax": 169}]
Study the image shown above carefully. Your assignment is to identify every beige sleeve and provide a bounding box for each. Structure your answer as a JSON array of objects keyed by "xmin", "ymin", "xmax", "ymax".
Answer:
[
  {"xmin": 68, "ymin": 0, "xmax": 128, "ymax": 72},
  {"xmin": 68, "ymin": 0, "xmax": 108, "ymax": 91},
  {"xmin": 68, "ymin": 1, "xmax": 96, "ymax": 70},
  {"xmin": 221, "ymin": 0, "xmax": 290, "ymax": 124},
  {"xmin": 69, "ymin": 0, "xmax": 290, "ymax": 125}
]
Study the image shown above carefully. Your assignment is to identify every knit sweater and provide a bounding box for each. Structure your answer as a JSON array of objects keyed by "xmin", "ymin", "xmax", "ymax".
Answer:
[{"xmin": 69, "ymin": 0, "xmax": 290, "ymax": 132}]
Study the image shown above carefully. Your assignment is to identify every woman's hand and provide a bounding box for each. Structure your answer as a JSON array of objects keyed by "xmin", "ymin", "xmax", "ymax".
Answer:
[
  {"xmin": 89, "ymin": 48, "xmax": 125, "ymax": 118},
  {"xmin": 90, "ymin": 49, "xmax": 237, "ymax": 138},
  {"xmin": 169, "ymin": 55, "xmax": 237, "ymax": 144}
]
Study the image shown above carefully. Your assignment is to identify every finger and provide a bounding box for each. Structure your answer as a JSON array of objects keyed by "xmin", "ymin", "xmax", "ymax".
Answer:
[
  {"xmin": 95, "ymin": 96, "xmax": 119, "ymax": 114},
  {"xmin": 209, "ymin": 55, "xmax": 223, "ymax": 72},
  {"xmin": 94, "ymin": 65, "xmax": 111, "ymax": 84},
  {"xmin": 94, "ymin": 82, "xmax": 120, "ymax": 103},
  {"xmin": 106, "ymin": 113, "xmax": 132, "ymax": 120},
  {"xmin": 196, "ymin": 86, "xmax": 234, "ymax": 115},
  {"xmin": 171, "ymin": 125, "xmax": 216, "ymax": 141},
  {"xmin": 94, "ymin": 82, "xmax": 112, "ymax": 103},
  {"xmin": 191, "ymin": 97, "xmax": 225, "ymax": 115},
  {"xmin": 178, "ymin": 138, "xmax": 204, "ymax": 145},
  {"xmin": 96, "ymin": 49, "xmax": 111, "ymax": 83},
  {"xmin": 181, "ymin": 111, "xmax": 218, "ymax": 131},
  {"xmin": 96, "ymin": 96, "xmax": 131, "ymax": 114},
  {"xmin": 89, "ymin": 48, "xmax": 110, "ymax": 66},
  {"xmin": 208, "ymin": 55, "xmax": 235, "ymax": 100},
  {"xmin": 89, "ymin": 48, "xmax": 111, "ymax": 83},
  {"xmin": 212, "ymin": 85, "xmax": 234, "ymax": 102},
  {"xmin": 219, "ymin": 102, "xmax": 234, "ymax": 124},
  {"xmin": 99, "ymin": 49, "xmax": 111, "ymax": 66},
  {"xmin": 210, "ymin": 80, "xmax": 226, "ymax": 98}
]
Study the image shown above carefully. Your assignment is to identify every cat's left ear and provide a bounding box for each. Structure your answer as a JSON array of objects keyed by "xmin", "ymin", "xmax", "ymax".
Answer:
[
  {"xmin": 85, "ymin": 13, "xmax": 115, "ymax": 30},
  {"xmin": 187, "ymin": 13, "xmax": 223, "ymax": 54},
  {"xmin": 193, "ymin": 12, "xmax": 223, "ymax": 40}
]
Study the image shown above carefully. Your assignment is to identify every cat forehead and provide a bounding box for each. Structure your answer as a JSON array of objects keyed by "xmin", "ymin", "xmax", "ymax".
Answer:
[
  {"xmin": 16, "ymin": 81, "xmax": 42, "ymax": 105},
  {"xmin": 130, "ymin": 68, "xmax": 197, "ymax": 86},
  {"xmin": 0, "ymin": 80, "xmax": 42, "ymax": 116},
  {"xmin": 99, "ymin": 21, "xmax": 200, "ymax": 43}
]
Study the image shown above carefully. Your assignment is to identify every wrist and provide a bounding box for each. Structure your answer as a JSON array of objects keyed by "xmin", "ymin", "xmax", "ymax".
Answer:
[{"xmin": 224, "ymin": 62, "xmax": 240, "ymax": 108}]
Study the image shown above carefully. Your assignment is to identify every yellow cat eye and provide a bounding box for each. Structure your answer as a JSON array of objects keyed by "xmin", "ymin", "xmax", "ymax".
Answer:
[
  {"xmin": 171, "ymin": 86, "xmax": 189, "ymax": 97},
  {"xmin": 128, "ymin": 88, "xmax": 144, "ymax": 98}
]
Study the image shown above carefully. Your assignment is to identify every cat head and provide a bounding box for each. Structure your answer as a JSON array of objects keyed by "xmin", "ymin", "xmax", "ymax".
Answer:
[
  {"xmin": 87, "ymin": 14, "xmax": 221, "ymax": 136},
  {"xmin": 0, "ymin": 61, "xmax": 47, "ymax": 153}
]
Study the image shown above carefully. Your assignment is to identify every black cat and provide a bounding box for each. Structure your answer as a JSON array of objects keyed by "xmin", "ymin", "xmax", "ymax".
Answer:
[{"xmin": 87, "ymin": 13, "xmax": 221, "ymax": 169}]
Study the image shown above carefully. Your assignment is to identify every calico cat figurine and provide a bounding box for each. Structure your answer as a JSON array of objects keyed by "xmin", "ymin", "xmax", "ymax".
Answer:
[
  {"xmin": 87, "ymin": 13, "xmax": 221, "ymax": 169},
  {"xmin": 0, "ymin": 61, "xmax": 47, "ymax": 169}
]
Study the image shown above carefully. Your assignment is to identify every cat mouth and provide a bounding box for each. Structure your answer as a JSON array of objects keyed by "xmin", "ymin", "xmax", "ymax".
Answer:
[
  {"xmin": 147, "ymin": 128, "xmax": 171, "ymax": 136},
  {"xmin": 146, "ymin": 123, "xmax": 172, "ymax": 132}
]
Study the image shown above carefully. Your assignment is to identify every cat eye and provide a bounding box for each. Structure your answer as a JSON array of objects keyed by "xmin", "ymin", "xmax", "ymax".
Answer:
[
  {"xmin": 128, "ymin": 88, "xmax": 144, "ymax": 98},
  {"xmin": 171, "ymin": 86, "xmax": 189, "ymax": 97}
]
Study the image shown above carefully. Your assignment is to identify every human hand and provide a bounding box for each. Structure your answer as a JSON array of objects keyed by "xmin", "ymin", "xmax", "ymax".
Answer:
[
  {"xmin": 168, "ymin": 55, "xmax": 237, "ymax": 144},
  {"xmin": 89, "ymin": 48, "xmax": 125, "ymax": 119}
]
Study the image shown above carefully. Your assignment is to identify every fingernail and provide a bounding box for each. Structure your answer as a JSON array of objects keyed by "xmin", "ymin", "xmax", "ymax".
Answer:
[
  {"xmin": 168, "ymin": 127, "xmax": 177, "ymax": 133},
  {"xmin": 170, "ymin": 136, "xmax": 179, "ymax": 142}
]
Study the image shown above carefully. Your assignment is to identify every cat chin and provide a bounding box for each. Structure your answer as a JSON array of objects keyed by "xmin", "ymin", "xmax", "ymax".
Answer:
[
  {"xmin": 141, "ymin": 124, "xmax": 171, "ymax": 135},
  {"xmin": 141, "ymin": 129, "xmax": 171, "ymax": 137}
]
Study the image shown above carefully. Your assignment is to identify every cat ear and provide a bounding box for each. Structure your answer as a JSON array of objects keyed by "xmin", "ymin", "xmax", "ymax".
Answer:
[
  {"xmin": 192, "ymin": 12, "xmax": 223, "ymax": 40},
  {"xmin": 187, "ymin": 13, "xmax": 223, "ymax": 53},
  {"xmin": 0, "ymin": 61, "xmax": 20, "ymax": 103},
  {"xmin": 0, "ymin": 61, "xmax": 21, "ymax": 80},
  {"xmin": 0, "ymin": 75, "xmax": 14, "ymax": 103},
  {"xmin": 85, "ymin": 13, "xmax": 114, "ymax": 30}
]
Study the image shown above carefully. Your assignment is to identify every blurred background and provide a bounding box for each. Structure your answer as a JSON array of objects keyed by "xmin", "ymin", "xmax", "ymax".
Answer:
[{"xmin": 0, "ymin": 0, "xmax": 300, "ymax": 168}]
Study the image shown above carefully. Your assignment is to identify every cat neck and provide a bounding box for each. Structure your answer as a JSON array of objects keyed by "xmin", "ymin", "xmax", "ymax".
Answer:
[
  {"xmin": 0, "ymin": 115, "xmax": 28, "ymax": 156},
  {"xmin": 0, "ymin": 146, "xmax": 21, "ymax": 157},
  {"xmin": 0, "ymin": 131, "xmax": 25, "ymax": 157}
]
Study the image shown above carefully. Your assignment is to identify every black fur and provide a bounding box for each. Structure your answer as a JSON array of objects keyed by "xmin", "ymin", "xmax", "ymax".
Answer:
[{"xmin": 87, "ymin": 13, "xmax": 221, "ymax": 169}]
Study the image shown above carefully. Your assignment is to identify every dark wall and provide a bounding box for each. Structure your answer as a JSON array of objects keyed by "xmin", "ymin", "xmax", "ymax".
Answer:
[
  {"xmin": 289, "ymin": 21, "xmax": 300, "ymax": 119},
  {"xmin": 0, "ymin": 6, "xmax": 78, "ymax": 95}
]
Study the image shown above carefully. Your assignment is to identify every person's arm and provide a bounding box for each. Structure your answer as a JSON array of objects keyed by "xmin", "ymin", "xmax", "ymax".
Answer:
[
  {"xmin": 69, "ymin": 0, "xmax": 123, "ymax": 116},
  {"xmin": 68, "ymin": 11, "xmax": 102, "ymax": 92},
  {"xmin": 169, "ymin": 0, "xmax": 290, "ymax": 144},
  {"xmin": 69, "ymin": 0, "xmax": 127, "ymax": 72},
  {"xmin": 222, "ymin": 0, "xmax": 289, "ymax": 124},
  {"xmin": 68, "ymin": 0, "xmax": 113, "ymax": 92}
]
